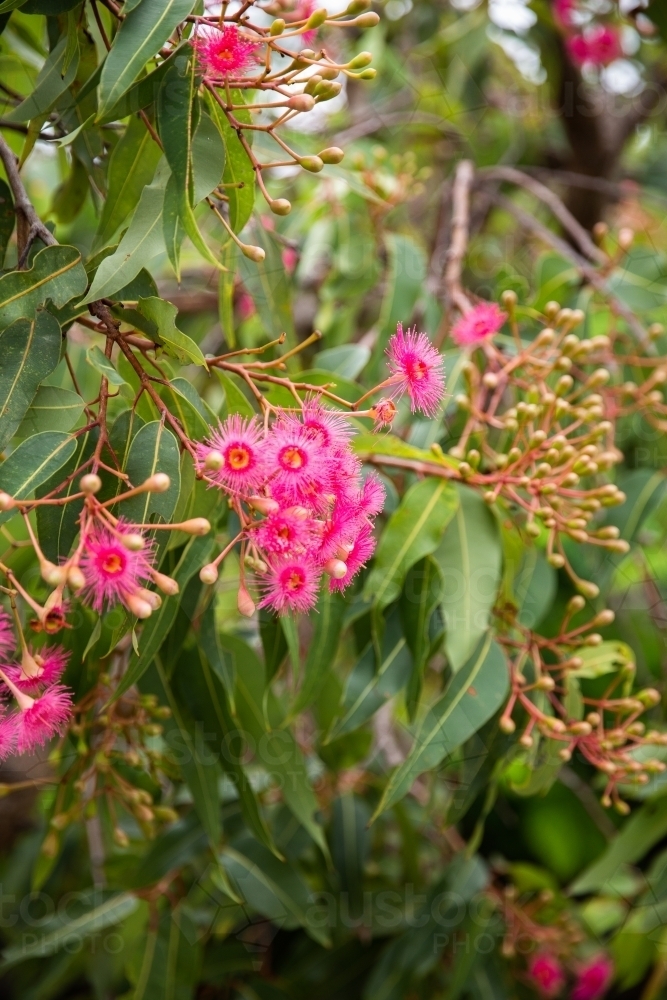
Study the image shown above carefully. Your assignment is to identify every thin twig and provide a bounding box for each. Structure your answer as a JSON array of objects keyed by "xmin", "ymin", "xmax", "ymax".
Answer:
[
  {"xmin": 444, "ymin": 159, "xmax": 474, "ymax": 317},
  {"xmin": 0, "ymin": 132, "xmax": 57, "ymax": 266}
]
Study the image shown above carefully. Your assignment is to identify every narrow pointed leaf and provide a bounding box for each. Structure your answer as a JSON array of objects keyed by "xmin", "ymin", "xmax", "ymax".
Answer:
[{"xmin": 0, "ymin": 311, "xmax": 62, "ymax": 449}]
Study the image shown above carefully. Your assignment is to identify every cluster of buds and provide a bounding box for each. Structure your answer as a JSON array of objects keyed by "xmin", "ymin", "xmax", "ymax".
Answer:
[
  {"xmin": 446, "ymin": 295, "xmax": 661, "ymax": 597},
  {"xmin": 497, "ymin": 596, "xmax": 666, "ymax": 811},
  {"xmin": 499, "ymin": 879, "xmax": 614, "ymax": 999},
  {"xmin": 44, "ymin": 677, "xmax": 177, "ymax": 856}
]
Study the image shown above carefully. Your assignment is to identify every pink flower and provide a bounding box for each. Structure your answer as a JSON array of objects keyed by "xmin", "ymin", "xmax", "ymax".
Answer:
[
  {"xmin": 571, "ymin": 956, "xmax": 614, "ymax": 1000},
  {"xmin": 0, "ymin": 712, "xmax": 17, "ymax": 761},
  {"xmin": 282, "ymin": 247, "xmax": 298, "ymax": 274},
  {"xmin": 329, "ymin": 523, "xmax": 376, "ymax": 592},
  {"xmin": 197, "ymin": 416, "xmax": 268, "ymax": 496},
  {"xmin": 195, "ymin": 25, "xmax": 257, "ymax": 79},
  {"xmin": 386, "ymin": 323, "xmax": 446, "ymax": 417},
  {"xmin": 265, "ymin": 423, "xmax": 329, "ymax": 510},
  {"xmin": 237, "ymin": 291, "xmax": 256, "ymax": 322},
  {"xmin": 4, "ymin": 645, "xmax": 69, "ymax": 692},
  {"xmin": 528, "ymin": 953, "xmax": 565, "ymax": 998},
  {"xmin": 299, "ymin": 401, "xmax": 354, "ymax": 450},
  {"xmin": 360, "ymin": 474, "xmax": 385, "ymax": 517},
  {"xmin": 253, "ymin": 508, "xmax": 320, "ymax": 557},
  {"xmin": 0, "ymin": 609, "xmax": 14, "ymax": 659},
  {"xmin": 553, "ymin": 0, "xmax": 576, "ymax": 28},
  {"xmin": 80, "ymin": 523, "xmax": 154, "ymax": 614},
  {"xmin": 13, "ymin": 685, "xmax": 73, "ymax": 754},
  {"xmin": 258, "ymin": 558, "xmax": 320, "ymax": 614},
  {"xmin": 451, "ymin": 302, "xmax": 506, "ymax": 347},
  {"xmin": 318, "ymin": 498, "xmax": 364, "ymax": 562},
  {"xmin": 567, "ymin": 26, "xmax": 621, "ymax": 67}
]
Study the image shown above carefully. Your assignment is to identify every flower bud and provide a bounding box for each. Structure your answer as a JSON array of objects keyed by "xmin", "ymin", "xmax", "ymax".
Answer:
[
  {"xmin": 176, "ymin": 518, "xmax": 211, "ymax": 536},
  {"xmin": 269, "ymin": 198, "xmax": 292, "ymax": 216},
  {"xmin": 237, "ymin": 584, "xmax": 256, "ymax": 618},
  {"xmin": 248, "ymin": 496, "xmax": 280, "ymax": 515},
  {"xmin": 548, "ymin": 553, "xmax": 565, "ymax": 568},
  {"xmin": 638, "ymin": 688, "xmax": 661, "ymax": 707},
  {"xmin": 593, "ymin": 609, "xmax": 615, "ymax": 626},
  {"xmin": 349, "ymin": 50, "xmax": 373, "ymax": 68},
  {"xmin": 241, "ymin": 244, "xmax": 266, "ymax": 263},
  {"xmin": 153, "ymin": 806, "xmax": 179, "ymax": 823},
  {"xmin": 346, "ymin": 0, "xmax": 371, "ymax": 11},
  {"xmin": 143, "ymin": 473, "xmax": 170, "ymax": 493},
  {"xmin": 324, "ymin": 559, "xmax": 348, "ymax": 579},
  {"xmin": 137, "ymin": 588, "xmax": 162, "ymax": 611},
  {"xmin": 80, "ymin": 473, "xmax": 102, "ymax": 494},
  {"xmin": 318, "ymin": 146, "xmax": 345, "ymax": 164},
  {"xmin": 286, "ymin": 93, "xmax": 315, "ymax": 111},
  {"xmin": 204, "ymin": 450, "xmax": 224, "ymax": 472},
  {"xmin": 350, "ymin": 11, "xmax": 380, "ymax": 26},
  {"xmin": 67, "ymin": 566, "xmax": 86, "ymax": 591},
  {"xmin": 41, "ymin": 560, "xmax": 66, "ymax": 586},
  {"xmin": 200, "ymin": 564, "xmax": 219, "ymax": 585},
  {"xmin": 125, "ymin": 592, "xmax": 153, "ymax": 619},
  {"xmin": 152, "ymin": 571, "xmax": 179, "ymax": 596},
  {"xmin": 499, "ymin": 715, "xmax": 516, "ymax": 734},
  {"xmin": 0, "ymin": 492, "xmax": 14, "ymax": 511},
  {"xmin": 299, "ymin": 155, "xmax": 325, "ymax": 172},
  {"xmin": 306, "ymin": 7, "xmax": 328, "ymax": 28},
  {"xmin": 121, "ymin": 533, "xmax": 145, "ymax": 551},
  {"xmin": 113, "ymin": 827, "xmax": 130, "ymax": 847}
]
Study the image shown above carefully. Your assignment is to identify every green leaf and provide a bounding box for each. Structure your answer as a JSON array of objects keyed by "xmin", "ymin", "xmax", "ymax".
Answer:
[
  {"xmin": 157, "ymin": 62, "xmax": 225, "ymax": 272},
  {"xmin": 83, "ymin": 167, "xmax": 169, "ymax": 303},
  {"xmin": 289, "ymin": 589, "xmax": 345, "ymax": 716},
  {"xmin": 371, "ymin": 233, "xmax": 426, "ymax": 371},
  {"xmin": 123, "ymin": 421, "xmax": 181, "ymax": 524},
  {"xmin": 113, "ymin": 535, "xmax": 214, "ymax": 699},
  {"xmin": 373, "ymin": 634, "xmax": 509, "ymax": 818},
  {"xmin": 352, "ymin": 432, "xmax": 458, "ymax": 467},
  {"xmin": 571, "ymin": 798, "xmax": 667, "ymax": 895},
  {"xmin": 133, "ymin": 907, "xmax": 201, "ymax": 1000},
  {"xmin": 94, "ymin": 115, "xmax": 163, "ymax": 250},
  {"xmin": 36, "ymin": 431, "xmax": 96, "ymax": 562},
  {"xmin": 220, "ymin": 836, "xmax": 330, "ymax": 947},
  {"xmin": 17, "ymin": 385, "xmax": 84, "ymax": 436},
  {"xmin": 97, "ymin": 0, "xmax": 197, "ymax": 118},
  {"xmin": 6, "ymin": 35, "xmax": 79, "ymax": 123},
  {"xmin": 364, "ymin": 478, "xmax": 459, "ymax": 610},
  {"xmin": 606, "ymin": 468, "xmax": 667, "ymax": 541},
  {"xmin": 0, "ymin": 179, "xmax": 14, "ymax": 267},
  {"xmin": 192, "ymin": 110, "xmax": 226, "ymax": 205},
  {"xmin": 136, "ymin": 297, "xmax": 208, "ymax": 367},
  {"xmin": 0, "ymin": 311, "xmax": 62, "ymax": 450},
  {"xmin": 571, "ymin": 641, "xmax": 635, "ymax": 679},
  {"xmin": 328, "ymin": 612, "xmax": 413, "ymax": 739},
  {"xmin": 316, "ymin": 343, "xmax": 370, "ymax": 379},
  {"xmin": 331, "ymin": 794, "xmax": 371, "ymax": 917},
  {"xmin": 0, "ymin": 893, "xmax": 138, "ymax": 969},
  {"xmin": 217, "ymin": 371, "xmax": 255, "ymax": 417},
  {"xmin": 208, "ymin": 91, "xmax": 254, "ymax": 233},
  {"xmin": 0, "ymin": 431, "xmax": 76, "ymax": 523},
  {"xmin": 237, "ymin": 224, "xmax": 295, "ymax": 341},
  {"xmin": 158, "ymin": 381, "xmax": 211, "ymax": 440},
  {"xmin": 0, "ymin": 245, "xmax": 87, "ymax": 331},
  {"xmin": 400, "ymin": 556, "xmax": 444, "ymax": 721},
  {"xmin": 434, "ymin": 485, "xmax": 503, "ymax": 672},
  {"xmin": 86, "ymin": 345, "xmax": 127, "ymax": 386}
]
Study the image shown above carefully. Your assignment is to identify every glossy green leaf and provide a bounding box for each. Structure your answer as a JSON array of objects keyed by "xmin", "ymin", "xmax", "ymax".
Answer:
[
  {"xmin": 208, "ymin": 90, "xmax": 254, "ymax": 233},
  {"xmin": 364, "ymin": 478, "xmax": 459, "ymax": 609},
  {"xmin": 217, "ymin": 371, "xmax": 255, "ymax": 417},
  {"xmin": 86, "ymin": 345, "xmax": 126, "ymax": 386},
  {"xmin": 136, "ymin": 297, "xmax": 208, "ymax": 367},
  {"xmin": 373, "ymin": 634, "xmax": 509, "ymax": 818},
  {"xmin": 83, "ymin": 168, "xmax": 168, "ymax": 303},
  {"xmin": 93, "ymin": 115, "xmax": 163, "ymax": 250},
  {"xmin": 400, "ymin": 556, "xmax": 444, "ymax": 720},
  {"xmin": 133, "ymin": 906, "xmax": 201, "ymax": 1000},
  {"xmin": 122, "ymin": 421, "xmax": 181, "ymax": 524},
  {"xmin": 36, "ymin": 430, "xmax": 95, "ymax": 562},
  {"xmin": 17, "ymin": 385, "xmax": 84, "ymax": 436},
  {"xmin": 97, "ymin": 0, "xmax": 197, "ymax": 118},
  {"xmin": 7, "ymin": 35, "xmax": 79, "ymax": 123},
  {"xmin": 571, "ymin": 640, "xmax": 635, "ymax": 679},
  {"xmin": 331, "ymin": 794, "xmax": 371, "ymax": 917},
  {"xmin": 290, "ymin": 589, "xmax": 345, "ymax": 716},
  {"xmin": 220, "ymin": 836, "xmax": 330, "ymax": 946},
  {"xmin": 0, "ymin": 311, "xmax": 62, "ymax": 450},
  {"xmin": 371, "ymin": 233, "xmax": 426, "ymax": 372},
  {"xmin": 352, "ymin": 432, "xmax": 458, "ymax": 467},
  {"xmin": 434, "ymin": 485, "xmax": 503, "ymax": 672},
  {"xmin": 0, "ymin": 431, "xmax": 76, "ymax": 523},
  {"xmin": 192, "ymin": 110, "xmax": 225, "ymax": 205},
  {"xmin": 0, "ymin": 245, "xmax": 87, "ymax": 331},
  {"xmin": 113, "ymin": 535, "xmax": 214, "ymax": 699}
]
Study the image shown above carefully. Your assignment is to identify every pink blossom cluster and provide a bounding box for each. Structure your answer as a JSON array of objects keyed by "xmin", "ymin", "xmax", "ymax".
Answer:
[
  {"xmin": 451, "ymin": 302, "xmax": 507, "ymax": 347},
  {"xmin": 0, "ymin": 610, "xmax": 72, "ymax": 759},
  {"xmin": 196, "ymin": 404, "xmax": 384, "ymax": 614},
  {"xmin": 528, "ymin": 952, "xmax": 614, "ymax": 1000},
  {"xmin": 194, "ymin": 24, "xmax": 259, "ymax": 79},
  {"xmin": 552, "ymin": 1, "xmax": 622, "ymax": 68}
]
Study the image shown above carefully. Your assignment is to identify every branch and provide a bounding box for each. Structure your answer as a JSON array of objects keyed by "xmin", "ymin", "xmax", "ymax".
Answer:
[
  {"xmin": 443, "ymin": 159, "xmax": 474, "ymax": 316},
  {"xmin": 0, "ymin": 132, "xmax": 57, "ymax": 267}
]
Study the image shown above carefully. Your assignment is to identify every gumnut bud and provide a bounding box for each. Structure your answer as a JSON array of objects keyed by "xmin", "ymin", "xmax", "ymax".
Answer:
[
  {"xmin": 270, "ymin": 18, "xmax": 285, "ymax": 35},
  {"xmin": 176, "ymin": 518, "xmax": 211, "ymax": 536},
  {"xmin": 324, "ymin": 559, "xmax": 347, "ymax": 580},
  {"xmin": 41, "ymin": 560, "xmax": 66, "ymax": 586},
  {"xmin": 306, "ymin": 7, "xmax": 327, "ymax": 28},
  {"xmin": 318, "ymin": 147, "xmax": 345, "ymax": 164},
  {"xmin": 137, "ymin": 588, "xmax": 162, "ymax": 611},
  {"xmin": 152, "ymin": 571, "xmax": 179, "ymax": 596},
  {"xmin": 143, "ymin": 473, "xmax": 170, "ymax": 493},
  {"xmin": 499, "ymin": 715, "xmax": 516, "ymax": 734},
  {"xmin": 237, "ymin": 584, "xmax": 256, "ymax": 618},
  {"xmin": 0, "ymin": 492, "xmax": 14, "ymax": 511},
  {"xmin": 269, "ymin": 198, "xmax": 292, "ymax": 216},
  {"xmin": 80, "ymin": 473, "xmax": 102, "ymax": 494},
  {"xmin": 113, "ymin": 827, "xmax": 130, "ymax": 848},
  {"xmin": 203, "ymin": 450, "xmax": 224, "ymax": 472},
  {"xmin": 121, "ymin": 533, "xmax": 145, "ymax": 551},
  {"xmin": 248, "ymin": 496, "xmax": 279, "ymax": 515},
  {"xmin": 241, "ymin": 244, "xmax": 266, "ymax": 263},
  {"xmin": 67, "ymin": 565, "xmax": 86, "ymax": 591},
  {"xmin": 200, "ymin": 563, "xmax": 219, "ymax": 585},
  {"xmin": 351, "ymin": 11, "xmax": 380, "ymax": 26},
  {"xmin": 299, "ymin": 155, "xmax": 324, "ymax": 173},
  {"xmin": 125, "ymin": 592, "xmax": 153, "ymax": 619},
  {"xmin": 349, "ymin": 50, "xmax": 373, "ymax": 68}
]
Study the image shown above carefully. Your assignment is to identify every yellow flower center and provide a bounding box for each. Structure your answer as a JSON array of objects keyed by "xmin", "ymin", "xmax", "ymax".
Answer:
[
  {"xmin": 228, "ymin": 445, "xmax": 251, "ymax": 471},
  {"xmin": 102, "ymin": 552, "xmax": 124, "ymax": 575},
  {"xmin": 281, "ymin": 446, "xmax": 304, "ymax": 470}
]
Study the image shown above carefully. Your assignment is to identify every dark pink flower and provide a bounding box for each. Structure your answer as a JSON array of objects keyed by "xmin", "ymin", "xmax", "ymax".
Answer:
[
  {"xmin": 0, "ymin": 670, "xmax": 73, "ymax": 755},
  {"xmin": 258, "ymin": 558, "xmax": 320, "ymax": 614},
  {"xmin": 571, "ymin": 956, "xmax": 613, "ymax": 1000},
  {"xmin": 195, "ymin": 25, "xmax": 257, "ymax": 79},
  {"xmin": 329, "ymin": 522, "xmax": 376, "ymax": 592},
  {"xmin": 237, "ymin": 291, "xmax": 256, "ymax": 321},
  {"xmin": 282, "ymin": 247, "xmax": 298, "ymax": 274},
  {"xmin": 253, "ymin": 508, "xmax": 320, "ymax": 557},
  {"xmin": 197, "ymin": 416, "xmax": 268, "ymax": 496},
  {"xmin": 360, "ymin": 474, "xmax": 386, "ymax": 517},
  {"xmin": 318, "ymin": 499, "xmax": 364, "ymax": 562},
  {"xmin": 528, "ymin": 953, "xmax": 565, "ymax": 998},
  {"xmin": 553, "ymin": 0, "xmax": 576, "ymax": 28},
  {"xmin": 386, "ymin": 323, "xmax": 445, "ymax": 417},
  {"xmin": 265, "ymin": 423, "xmax": 329, "ymax": 510},
  {"xmin": 80, "ymin": 523, "xmax": 154, "ymax": 614},
  {"xmin": 451, "ymin": 302, "xmax": 506, "ymax": 347},
  {"xmin": 4, "ymin": 645, "xmax": 69, "ymax": 692},
  {"xmin": 567, "ymin": 26, "xmax": 621, "ymax": 67},
  {"xmin": 299, "ymin": 401, "xmax": 354, "ymax": 450},
  {"xmin": 0, "ymin": 712, "xmax": 17, "ymax": 761}
]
